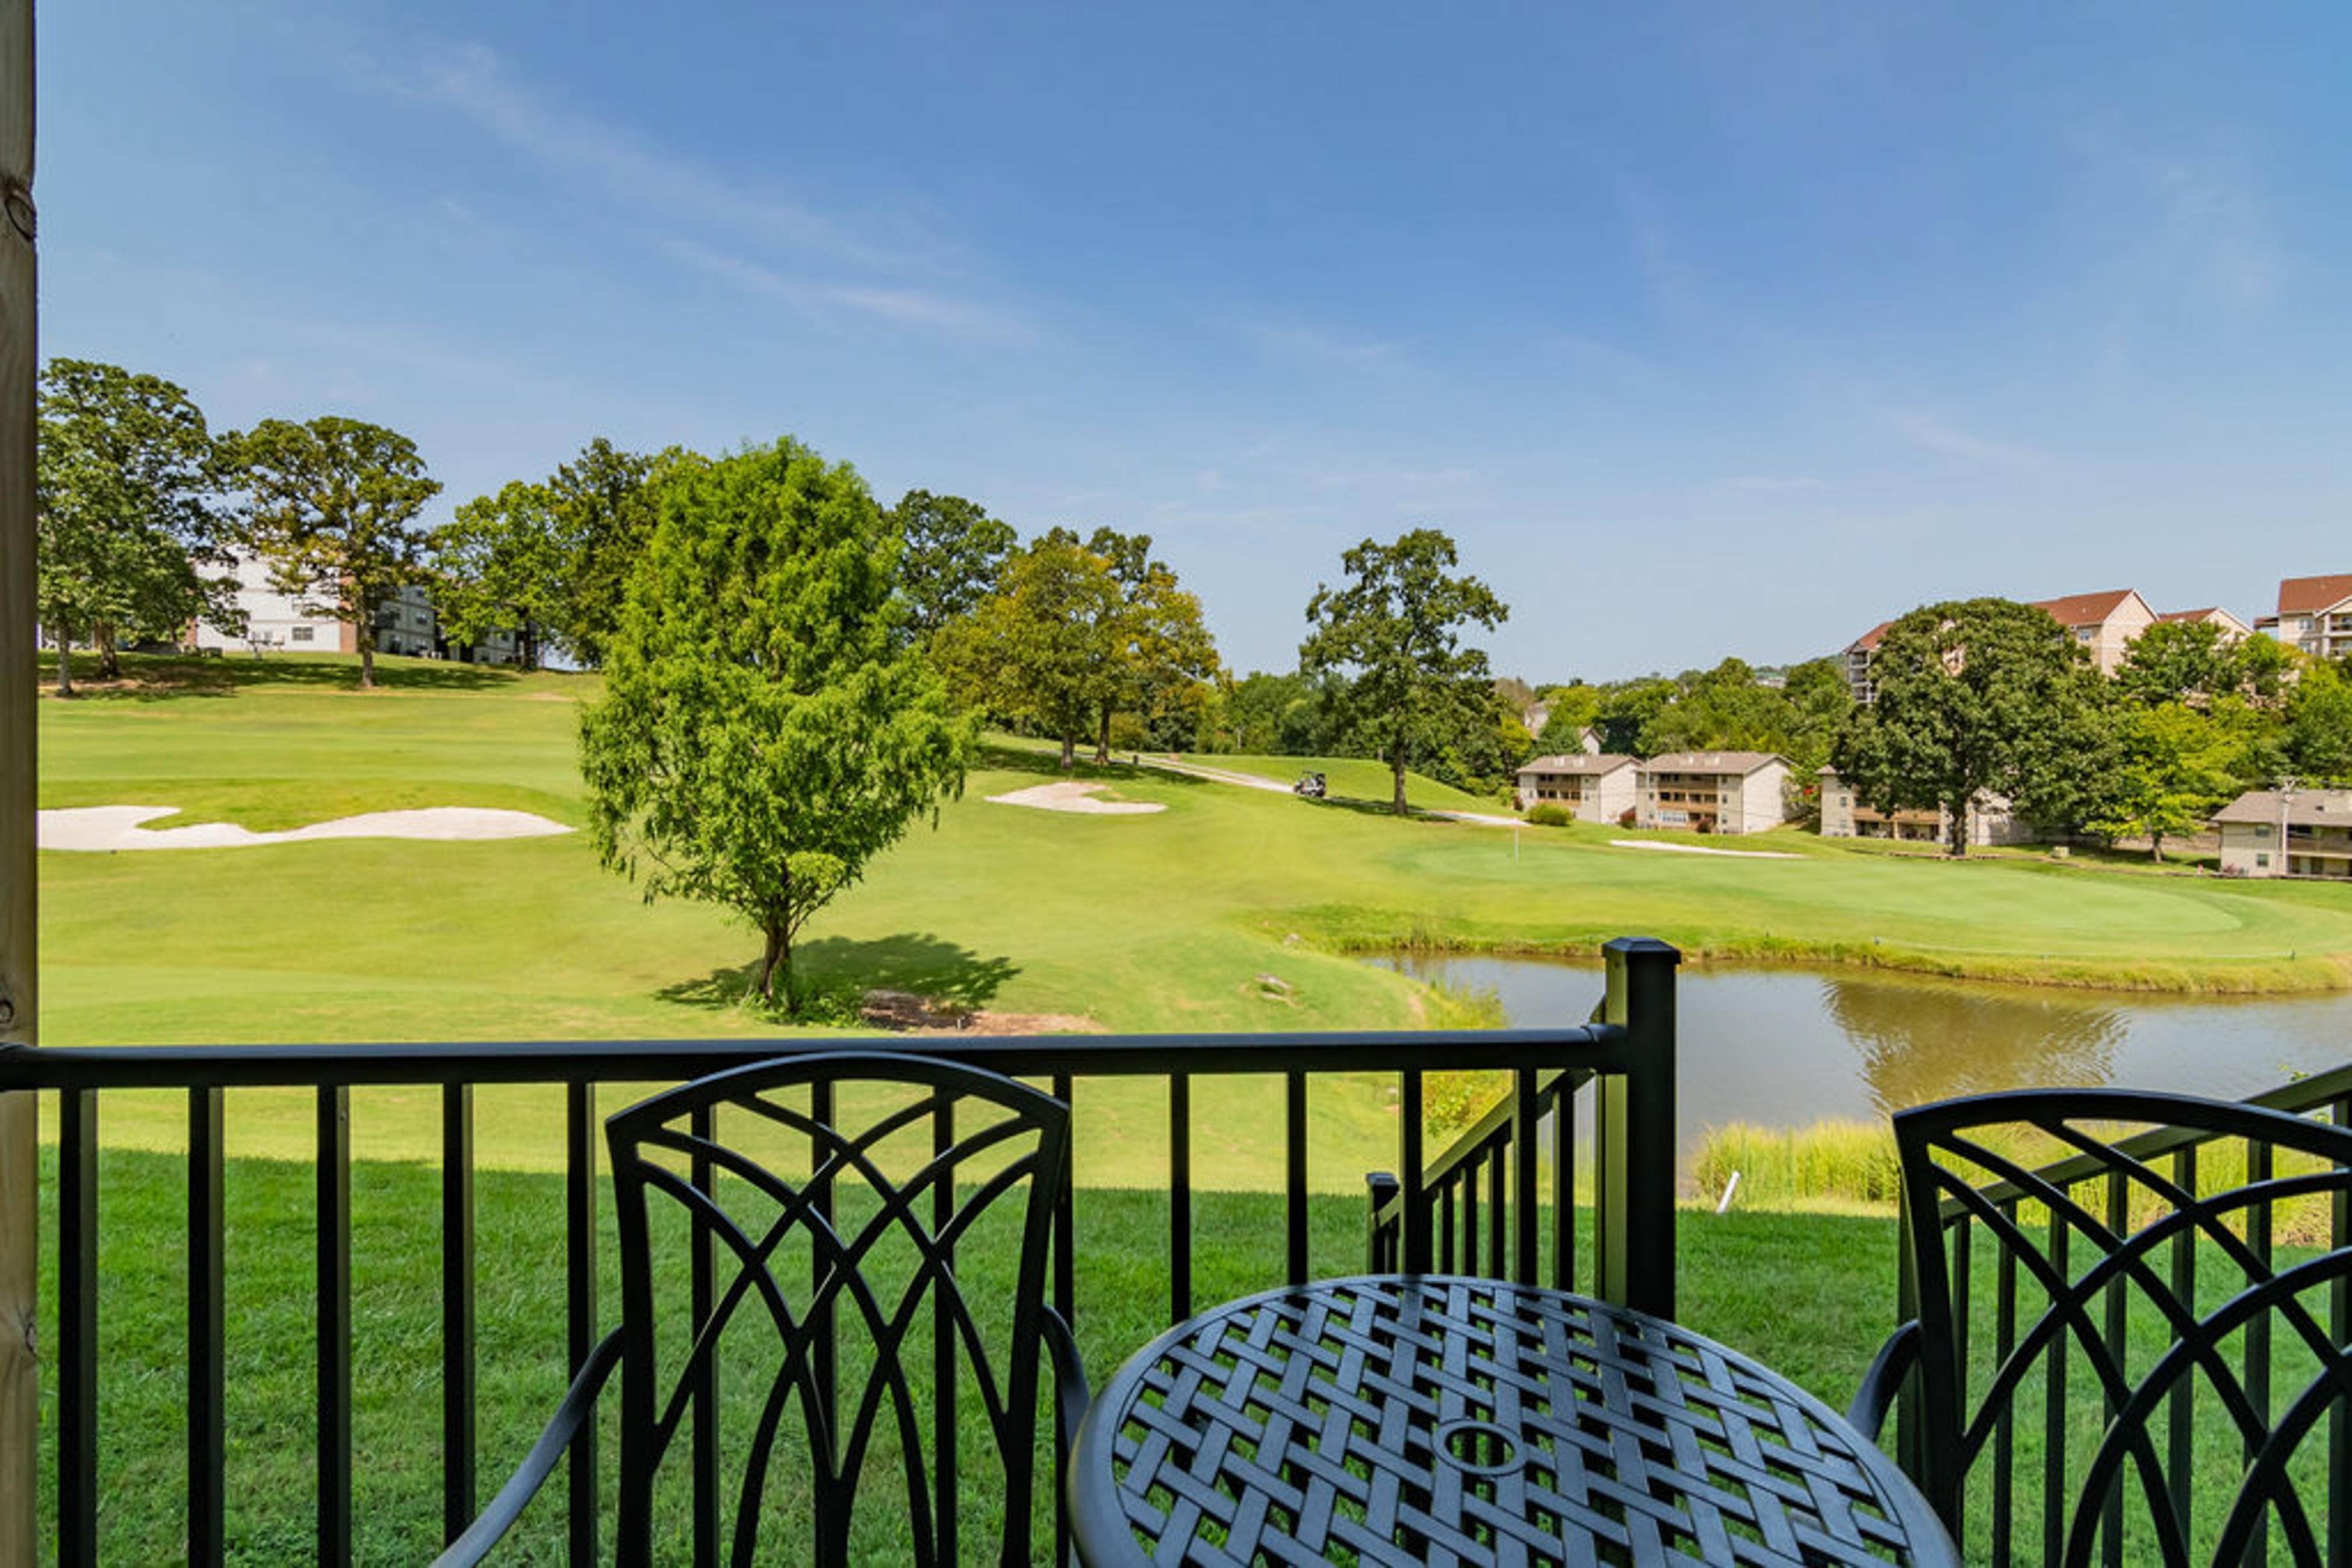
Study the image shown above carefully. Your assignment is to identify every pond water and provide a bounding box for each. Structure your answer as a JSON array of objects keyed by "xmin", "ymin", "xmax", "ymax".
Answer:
[{"xmin": 1380, "ymin": 954, "xmax": 2352, "ymax": 1157}]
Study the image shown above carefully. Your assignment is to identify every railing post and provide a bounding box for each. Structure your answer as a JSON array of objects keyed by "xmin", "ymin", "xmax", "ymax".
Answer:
[
  {"xmin": 0, "ymin": 0, "xmax": 37, "ymax": 1557},
  {"xmin": 1364, "ymin": 1171, "xmax": 1399, "ymax": 1272},
  {"xmin": 1594, "ymin": 937, "xmax": 1678, "ymax": 1319}
]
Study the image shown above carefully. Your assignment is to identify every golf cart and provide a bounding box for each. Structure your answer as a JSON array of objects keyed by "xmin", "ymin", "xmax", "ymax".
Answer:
[{"xmin": 1292, "ymin": 771, "xmax": 1327, "ymax": 800}]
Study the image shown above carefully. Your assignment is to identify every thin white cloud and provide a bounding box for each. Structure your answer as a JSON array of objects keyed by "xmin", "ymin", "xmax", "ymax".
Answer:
[
  {"xmin": 1874, "ymin": 403, "xmax": 2054, "ymax": 471},
  {"xmin": 1720, "ymin": 474, "xmax": 1826, "ymax": 494},
  {"xmin": 658, "ymin": 238, "xmax": 1027, "ymax": 341},
  {"xmin": 388, "ymin": 41, "xmax": 1025, "ymax": 339},
  {"xmin": 413, "ymin": 42, "xmax": 880, "ymax": 267}
]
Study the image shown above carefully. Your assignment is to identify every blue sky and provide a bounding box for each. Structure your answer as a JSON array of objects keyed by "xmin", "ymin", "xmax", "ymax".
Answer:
[{"xmin": 36, "ymin": 3, "xmax": 2352, "ymax": 679}]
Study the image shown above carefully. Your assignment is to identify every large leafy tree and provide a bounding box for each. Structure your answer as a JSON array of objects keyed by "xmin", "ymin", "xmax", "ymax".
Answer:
[
  {"xmin": 547, "ymin": 438, "xmax": 661, "ymax": 667},
  {"xmin": 578, "ymin": 437, "xmax": 972, "ymax": 1009},
  {"xmin": 2115, "ymin": 620, "xmax": 2290, "ymax": 710},
  {"xmin": 2086, "ymin": 702, "xmax": 2249, "ymax": 862},
  {"xmin": 35, "ymin": 359, "xmax": 237, "ymax": 694},
  {"xmin": 888, "ymin": 489, "xmax": 1017, "ymax": 643},
  {"xmin": 429, "ymin": 479, "xmax": 564, "ymax": 667},
  {"xmin": 1077, "ymin": 527, "xmax": 1221, "ymax": 760},
  {"xmin": 228, "ymin": 416, "xmax": 440, "ymax": 690},
  {"xmin": 1831, "ymin": 597, "xmax": 2104, "ymax": 856},
  {"xmin": 933, "ymin": 532, "xmax": 1123, "ymax": 769},
  {"xmin": 1299, "ymin": 528, "xmax": 1508, "ymax": 815},
  {"xmin": 2285, "ymin": 659, "xmax": 2352, "ymax": 785}
]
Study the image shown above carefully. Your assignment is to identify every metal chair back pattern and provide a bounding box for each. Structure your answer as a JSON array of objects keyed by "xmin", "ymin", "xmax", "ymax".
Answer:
[
  {"xmin": 605, "ymin": 1051, "xmax": 1080, "ymax": 1566},
  {"xmin": 1888, "ymin": 1088, "xmax": 2352, "ymax": 1568}
]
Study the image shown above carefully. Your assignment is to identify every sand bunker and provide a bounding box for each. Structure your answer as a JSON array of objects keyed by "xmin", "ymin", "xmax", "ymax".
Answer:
[
  {"xmin": 1609, "ymin": 838, "xmax": 1800, "ymax": 860},
  {"xmin": 40, "ymin": 804, "xmax": 573, "ymax": 852},
  {"xmin": 985, "ymin": 781, "xmax": 1166, "ymax": 815}
]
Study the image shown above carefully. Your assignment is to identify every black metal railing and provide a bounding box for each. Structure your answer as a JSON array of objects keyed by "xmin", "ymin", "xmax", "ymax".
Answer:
[
  {"xmin": 1369, "ymin": 936, "xmax": 1679, "ymax": 1318},
  {"xmin": 1890, "ymin": 1065, "xmax": 2352, "ymax": 1566},
  {"xmin": 1, "ymin": 937, "xmax": 1679, "ymax": 1564}
]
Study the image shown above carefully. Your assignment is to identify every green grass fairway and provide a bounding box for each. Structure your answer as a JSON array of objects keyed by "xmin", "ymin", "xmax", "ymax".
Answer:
[{"xmin": 36, "ymin": 653, "xmax": 2352, "ymax": 1078}]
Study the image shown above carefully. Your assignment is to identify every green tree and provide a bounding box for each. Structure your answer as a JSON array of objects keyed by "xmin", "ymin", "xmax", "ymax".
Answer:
[
  {"xmin": 228, "ymin": 416, "xmax": 441, "ymax": 690},
  {"xmin": 1533, "ymin": 683, "xmax": 1603, "ymax": 751},
  {"xmin": 429, "ymin": 480, "xmax": 564, "ymax": 667},
  {"xmin": 1076, "ymin": 527, "xmax": 1222, "ymax": 761},
  {"xmin": 1591, "ymin": 677, "xmax": 1675, "ymax": 756},
  {"xmin": 1299, "ymin": 529, "xmax": 1508, "ymax": 815},
  {"xmin": 546, "ymin": 438, "xmax": 662, "ymax": 668},
  {"xmin": 35, "ymin": 358, "xmax": 236, "ymax": 693},
  {"xmin": 2285, "ymin": 659, "xmax": 2352, "ymax": 785},
  {"xmin": 888, "ymin": 490, "xmax": 1018, "ymax": 642},
  {"xmin": 577, "ymin": 437, "xmax": 972, "ymax": 1009},
  {"xmin": 1831, "ymin": 598, "xmax": 2103, "ymax": 856},
  {"xmin": 933, "ymin": 532, "xmax": 1123, "ymax": 769},
  {"xmin": 2086, "ymin": 702, "xmax": 2247, "ymax": 862},
  {"xmin": 2116, "ymin": 620, "xmax": 2291, "ymax": 710}
]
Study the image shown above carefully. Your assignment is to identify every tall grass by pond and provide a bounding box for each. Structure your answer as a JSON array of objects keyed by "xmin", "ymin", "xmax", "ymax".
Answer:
[{"xmin": 1696, "ymin": 1116, "xmax": 2346, "ymax": 1243}]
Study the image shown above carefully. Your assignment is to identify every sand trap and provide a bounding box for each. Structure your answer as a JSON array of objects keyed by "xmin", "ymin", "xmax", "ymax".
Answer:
[
  {"xmin": 1609, "ymin": 838, "xmax": 1800, "ymax": 860},
  {"xmin": 40, "ymin": 804, "xmax": 573, "ymax": 852},
  {"xmin": 985, "ymin": 781, "xmax": 1166, "ymax": 815}
]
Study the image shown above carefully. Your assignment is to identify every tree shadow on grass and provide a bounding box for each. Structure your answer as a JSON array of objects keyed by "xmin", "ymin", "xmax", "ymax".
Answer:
[
  {"xmin": 971, "ymin": 741, "xmax": 1222, "ymax": 791},
  {"xmin": 36, "ymin": 651, "xmax": 532, "ymax": 703},
  {"xmin": 656, "ymin": 933, "xmax": 1021, "ymax": 1016}
]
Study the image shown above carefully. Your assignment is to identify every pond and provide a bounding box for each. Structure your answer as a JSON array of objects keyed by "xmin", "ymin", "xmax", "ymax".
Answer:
[{"xmin": 1380, "ymin": 954, "xmax": 2352, "ymax": 1159}]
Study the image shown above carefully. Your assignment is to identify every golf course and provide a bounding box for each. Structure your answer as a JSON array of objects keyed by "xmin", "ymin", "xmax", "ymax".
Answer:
[{"xmin": 38, "ymin": 655, "xmax": 2352, "ymax": 1060}]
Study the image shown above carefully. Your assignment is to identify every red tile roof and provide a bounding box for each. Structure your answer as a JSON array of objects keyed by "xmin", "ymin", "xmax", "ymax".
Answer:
[
  {"xmin": 2277, "ymin": 574, "xmax": 2352, "ymax": 616},
  {"xmin": 2027, "ymin": 589, "xmax": 2141, "ymax": 628},
  {"xmin": 1848, "ymin": 619, "xmax": 1894, "ymax": 652}
]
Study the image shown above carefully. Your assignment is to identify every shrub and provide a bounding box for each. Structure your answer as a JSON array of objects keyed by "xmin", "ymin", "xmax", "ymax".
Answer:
[{"xmin": 1525, "ymin": 803, "xmax": 1573, "ymax": 827}]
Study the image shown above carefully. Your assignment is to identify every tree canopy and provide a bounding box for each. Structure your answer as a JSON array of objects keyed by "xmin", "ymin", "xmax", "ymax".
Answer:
[
  {"xmin": 577, "ymin": 437, "xmax": 973, "ymax": 1009},
  {"xmin": 888, "ymin": 489, "xmax": 1016, "ymax": 643},
  {"xmin": 933, "ymin": 532, "xmax": 1124, "ymax": 768},
  {"xmin": 35, "ymin": 358, "xmax": 236, "ymax": 692},
  {"xmin": 1298, "ymin": 528, "xmax": 1508, "ymax": 814},
  {"xmin": 1832, "ymin": 598, "xmax": 2104, "ymax": 855},
  {"xmin": 429, "ymin": 479, "xmax": 564, "ymax": 667},
  {"xmin": 228, "ymin": 415, "xmax": 440, "ymax": 689}
]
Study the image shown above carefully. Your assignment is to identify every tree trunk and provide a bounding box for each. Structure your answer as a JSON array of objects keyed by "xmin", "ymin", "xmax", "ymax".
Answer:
[
  {"xmin": 1391, "ymin": 739, "xmax": 1409, "ymax": 816},
  {"xmin": 2150, "ymin": 832, "xmax": 2165, "ymax": 864},
  {"xmin": 93, "ymin": 621, "xmax": 119, "ymax": 679},
  {"xmin": 356, "ymin": 620, "xmax": 376, "ymax": 690},
  {"xmin": 51, "ymin": 620, "xmax": 70, "ymax": 697},
  {"xmin": 1094, "ymin": 705, "xmax": 1112, "ymax": 767},
  {"xmin": 754, "ymin": 921, "xmax": 788, "ymax": 1006},
  {"xmin": 1945, "ymin": 801, "xmax": 1967, "ymax": 857},
  {"xmin": 1059, "ymin": 732, "xmax": 1075, "ymax": 771}
]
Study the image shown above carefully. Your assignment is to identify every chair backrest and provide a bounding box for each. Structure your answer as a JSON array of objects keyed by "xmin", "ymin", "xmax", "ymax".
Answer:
[
  {"xmin": 605, "ymin": 1051, "xmax": 1071, "ymax": 1566},
  {"xmin": 1894, "ymin": 1087, "xmax": 2352, "ymax": 1568}
]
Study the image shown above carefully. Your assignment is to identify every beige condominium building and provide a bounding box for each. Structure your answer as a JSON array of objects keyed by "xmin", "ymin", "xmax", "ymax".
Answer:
[
  {"xmin": 1635, "ymin": 752, "xmax": 1791, "ymax": 835},
  {"xmin": 1815, "ymin": 768, "xmax": 2039, "ymax": 847},
  {"xmin": 2212, "ymin": 789, "xmax": 2352, "ymax": 880},
  {"xmin": 1514, "ymin": 753, "xmax": 1639, "ymax": 824},
  {"xmin": 1842, "ymin": 588, "xmax": 2169, "ymax": 701},
  {"xmin": 2152, "ymin": 605, "xmax": 2253, "ymax": 639},
  {"xmin": 2253, "ymin": 574, "xmax": 2352, "ymax": 662}
]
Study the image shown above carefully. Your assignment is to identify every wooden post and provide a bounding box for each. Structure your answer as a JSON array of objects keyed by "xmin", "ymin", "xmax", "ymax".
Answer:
[{"xmin": 0, "ymin": 0, "xmax": 37, "ymax": 1557}]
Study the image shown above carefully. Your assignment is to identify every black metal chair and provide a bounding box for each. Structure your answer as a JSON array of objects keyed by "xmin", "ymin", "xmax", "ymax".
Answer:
[
  {"xmin": 1850, "ymin": 1087, "xmax": 2352, "ymax": 1568},
  {"xmin": 435, "ymin": 1051, "xmax": 1087, "ymax": 1566}
]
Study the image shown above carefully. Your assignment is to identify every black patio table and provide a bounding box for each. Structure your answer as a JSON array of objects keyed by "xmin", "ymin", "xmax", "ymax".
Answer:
[{"xmin": 1066, "ymin": 1274, "xmax": 1956, "ymax": 1567}]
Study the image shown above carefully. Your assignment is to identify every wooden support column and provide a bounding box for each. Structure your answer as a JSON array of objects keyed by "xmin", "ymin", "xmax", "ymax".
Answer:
[{"xmin": 0, "ymin": 0, "xmax": 37, "ymax": 1558}]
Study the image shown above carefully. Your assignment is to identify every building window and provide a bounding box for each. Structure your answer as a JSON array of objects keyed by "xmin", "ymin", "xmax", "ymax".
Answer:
[
  {"xmin": 2256, "ymin": 853, "xmax": 2270, "ymax": 868},
  {"xmin": 290, "ymin": 626, "xmax": 313, "ymax": 643}
]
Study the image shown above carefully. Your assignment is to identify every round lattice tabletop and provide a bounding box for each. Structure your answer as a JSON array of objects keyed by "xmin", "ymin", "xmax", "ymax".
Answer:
[{"xmin": 1068, "ymin": 1274, "xmax": 1955, "ymax": 1567}]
